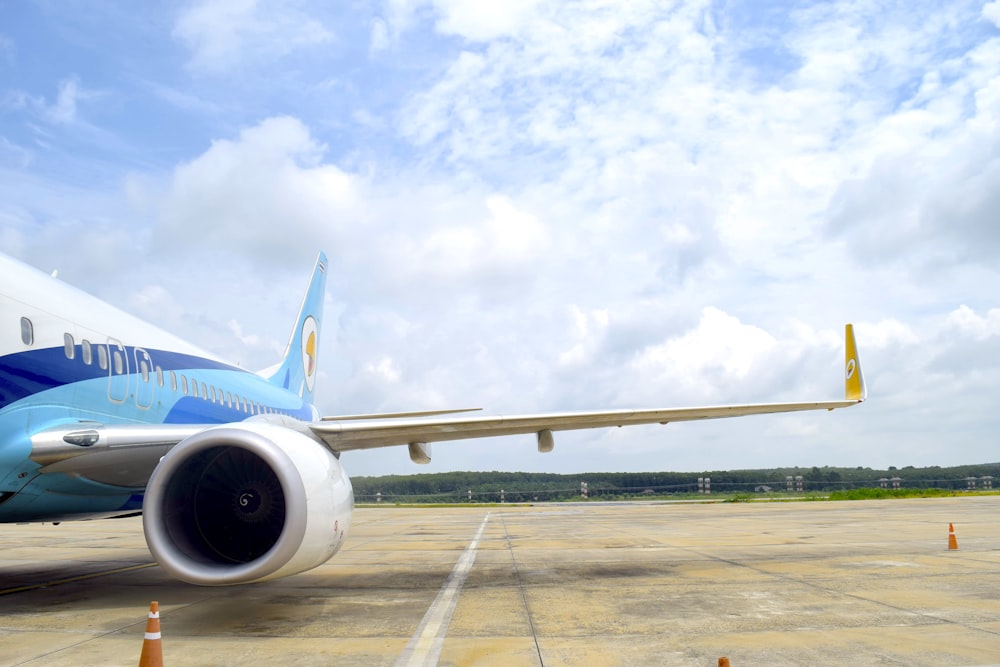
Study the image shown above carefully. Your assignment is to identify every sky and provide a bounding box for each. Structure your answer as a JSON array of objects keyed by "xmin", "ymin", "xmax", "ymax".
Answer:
[{"xmin": 2, "ymin": 0, "xmax": 999, "ymax": 477}]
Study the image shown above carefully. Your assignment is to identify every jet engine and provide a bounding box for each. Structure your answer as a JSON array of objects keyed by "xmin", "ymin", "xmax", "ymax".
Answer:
[{"xmin": 142, "ymin": 422, "xmax": 353, "ymax": 586}]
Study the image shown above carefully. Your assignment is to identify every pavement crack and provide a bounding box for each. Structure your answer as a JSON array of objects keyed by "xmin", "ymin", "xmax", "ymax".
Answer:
[{"xmin": 498, "ymin": 510, "xmax": 545, "ymax": 667}]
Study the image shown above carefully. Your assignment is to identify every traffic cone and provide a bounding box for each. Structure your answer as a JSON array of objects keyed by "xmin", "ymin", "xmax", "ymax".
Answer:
[
  {"xmin": 718, "ymin": 658, "xmax": 731, "ymax": 667},
  {"xmin": 948, "ymin": 523, "xmax": 958, "ymax": 550},
  {"xmin": 138, "ymin": 601, "xmax": 163, "ymax": 667}
]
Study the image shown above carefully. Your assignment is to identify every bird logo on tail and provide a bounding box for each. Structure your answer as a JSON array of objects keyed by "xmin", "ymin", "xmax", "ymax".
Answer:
[{"xmin": 301, "ymin": 316, "xmax": 318, "ymax": 392}]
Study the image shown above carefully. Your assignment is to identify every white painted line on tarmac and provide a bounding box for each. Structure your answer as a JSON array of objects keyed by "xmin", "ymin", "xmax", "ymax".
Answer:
[{"xmin": 395, "ymin": 512, "xmax": 491, "ymax": 667}]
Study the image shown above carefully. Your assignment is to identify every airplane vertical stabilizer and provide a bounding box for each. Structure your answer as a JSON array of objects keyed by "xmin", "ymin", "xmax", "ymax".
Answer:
[{"xmin": 265, "ymin": 252, "xmax": 328, "ymax": 405}]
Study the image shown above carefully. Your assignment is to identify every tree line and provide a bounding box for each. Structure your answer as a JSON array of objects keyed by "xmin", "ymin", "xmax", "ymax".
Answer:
[{"xmin": 350, "ymin": 462, "xmax": 1000, "ymax": 503}]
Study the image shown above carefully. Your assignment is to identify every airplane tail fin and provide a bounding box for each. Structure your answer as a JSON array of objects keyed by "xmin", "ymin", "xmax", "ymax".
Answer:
[
  {"xmin": 265, "ymin": 252, "xmax": 328, "ymax": 405},
  {"xmin": 845, "ymin": 324, "xmax": 866, "ymax": 402}
]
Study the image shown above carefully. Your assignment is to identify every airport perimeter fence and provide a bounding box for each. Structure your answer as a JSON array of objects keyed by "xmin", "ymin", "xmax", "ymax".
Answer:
[{"xmin": 354, "ymin": 475, "xmax": 997, "ymax": 504}]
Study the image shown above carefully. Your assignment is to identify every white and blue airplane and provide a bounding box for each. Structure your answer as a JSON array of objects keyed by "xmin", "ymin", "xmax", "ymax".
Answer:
[{"xmin": 0, "ymin": 251, "xmax": 866, "ymax": 586}]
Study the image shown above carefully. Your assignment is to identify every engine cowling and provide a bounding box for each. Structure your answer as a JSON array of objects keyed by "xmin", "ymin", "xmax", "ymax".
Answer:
[{"xmin": 142, "ymin": 422, "xmax": 353, "ymax": 586}]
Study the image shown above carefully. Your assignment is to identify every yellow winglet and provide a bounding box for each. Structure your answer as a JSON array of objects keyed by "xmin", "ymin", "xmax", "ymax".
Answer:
[{"xmin": 845, "ymin": 324, "xmax": 866, "ymax": 401}]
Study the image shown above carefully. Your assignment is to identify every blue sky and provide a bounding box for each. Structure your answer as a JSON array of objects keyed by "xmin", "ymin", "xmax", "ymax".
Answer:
[{"xmin": 3, "ymin": 0, "xmax": 1000, "ymax": 476}]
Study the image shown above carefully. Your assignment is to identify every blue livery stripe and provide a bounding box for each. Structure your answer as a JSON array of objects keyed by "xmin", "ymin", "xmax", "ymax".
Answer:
[{"xmin": 0, "ymin": 346, "xmax": 249, "ymax": 409}]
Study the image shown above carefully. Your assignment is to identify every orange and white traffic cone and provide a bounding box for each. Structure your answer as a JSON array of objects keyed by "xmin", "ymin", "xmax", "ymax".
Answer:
[
  {"xmin": 138, "ymin": 601, "xmax": 163, "ymax": 667},
  {"xmin": 948, "ymin": 523, "xmax": 959, "ymax": 551}
]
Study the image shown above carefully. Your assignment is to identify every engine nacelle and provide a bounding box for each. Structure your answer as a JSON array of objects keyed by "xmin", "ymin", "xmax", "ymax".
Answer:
[{"xmin": 143, "ymin": 423, "xmax": 353, "ymax": 586}]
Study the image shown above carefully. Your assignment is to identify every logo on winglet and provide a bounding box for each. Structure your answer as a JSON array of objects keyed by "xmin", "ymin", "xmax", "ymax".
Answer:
[
  {"xmin": 301, "ymin": 316, "xmax": 318, "ymax": 392},
  {"xmin": 846, "ymin": 358, "xmax": 856, "ymax": 380}
]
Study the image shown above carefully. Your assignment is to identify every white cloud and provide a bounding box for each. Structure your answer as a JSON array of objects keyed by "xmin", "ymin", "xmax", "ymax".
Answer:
[
  {"xmin": 2, "ymin": 77, "xmax": 99, "ymax": 127},
  {"xmin": 412, "ymin": 194, "xmax": 548, "ymax": 271},
  {"xmin": 984, "ymin": 1, "xmax": 1000, "ymax": 28},
  {"xmin": 632, "ymin": 308, "xmax": 778, "ymax": 401},
  {"xmin": 854, "ymin": 319, "xmax": 920, "ymax": 349},
  {"xmin": 158, "ymin": 116, "xmax": 361, "ymax": 263},
  {"xmin": 227, "ymin": 318, "xmax": 263, "ymax": 347},
  {"xmin": 129, "ymin": 284, "xmax": 183, "ymax": 322},
  {"xmin": 144, "ymin": 80, "xmax": 222, "ymax": 115},
  {"xmin": 383, "ymin": 0, "xmax": 545, "ymax": 42},
  {"xmin": 364, "ymin": 356, "xmax": 402, "ymax": 383},
  {"xmin": 429, "ymin": 0, "xmax": 544, "ymax": 42},
  {"xmin": 558, "ymin": 306, "xmax": 609, "ymax": 368},
  {"xmin": 392, "ymin": 0, "xmax": 1000, "ymax": 298},
  {"xmin": 945, "ymin": 305, "xmax": 1000, "ymax": 340},
  {"xmin": 370, "ymin": 18, "xmax": 390, "ymax": 52},
  {"xmin": 0, "ymin": 138, "xmax": 32, "ymax": 169},
  {"xmin": 0, "ymin": 33, "xmax": 13, "ymax": 64},
  {"xmin": 174, "ymin": 0, "xmax": 333, "ymax": 73},
  {"xmin": 46, "ymin": 78, "xmax": 81, "ymax": 124}
]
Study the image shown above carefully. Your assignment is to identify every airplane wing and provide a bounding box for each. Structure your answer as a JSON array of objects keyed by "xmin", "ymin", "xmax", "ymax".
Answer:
[
  {"xmin": 310, "ymin": 399, "xmax": 862, "ymax": 463},
  {"xmin": 29, "ymin": 325, "xmax": 864, "ymax": 480},
  {"xmin": 311, "ymin": 324, "xmax": 867, "ymax": 463}
]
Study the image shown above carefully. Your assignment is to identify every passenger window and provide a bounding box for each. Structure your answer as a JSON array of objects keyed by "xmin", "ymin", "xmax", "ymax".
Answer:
[
  {"xmin": 181, "ymin": 375, "xmax": 189, "ymax": 395},
  {"xmin": 140, "ymin": 360, "xmax": 149, "ymax": 382},
  {"xmin": 156, "ymin": 366, "xmax": 164, "ymax": 387},
  {"xmin": 113, "ymin": 350, "xmax": 124, "ymax": 375},
  {"xmin": 64, "ymin": 333, "xmax": 75, "ymax": 359},
  {"xmin": 191, "ymin": 380, "xmax": 198, "ymax": 398},
  {"xmin": 225, "ymin": 391, "xmax": 232, "ymax": 407},
  {"xmin": 98, "ymin": 345, "xmax": 109, "ymax": 370},
  {"xmin": 201, "ymin": 382, "xmax": 208, "ymax": 400},
  {"xmin": 82, "ymin": 339, "xmax": 92, "ymax": 365},
  {"xmin": 169, "ymin": 371, "xmax": 177, "ymax": 392},
  {"xmin": 20, "ymin": 317, "xmax": 33, "ymax": 346}
]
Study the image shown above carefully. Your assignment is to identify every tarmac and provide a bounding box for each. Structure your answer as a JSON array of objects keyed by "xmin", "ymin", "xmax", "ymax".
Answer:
[{"xmin": 1, "ymin": 495, "xmax": 999, "ymax": 666}]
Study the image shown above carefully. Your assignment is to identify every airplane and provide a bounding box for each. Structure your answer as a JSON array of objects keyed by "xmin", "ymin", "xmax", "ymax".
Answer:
[{"xmin": 0, "ymin": 251, "xmax": 866, "ymax": 586}]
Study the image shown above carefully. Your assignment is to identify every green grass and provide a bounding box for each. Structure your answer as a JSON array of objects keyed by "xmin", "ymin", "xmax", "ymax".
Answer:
[
  {"xmin": 828, "ymin": 487, "xmax": 963, "ymax": 500},
  {"xmin": 356, "ymin": 502, "xmax": 534, "ymax": 508}
]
